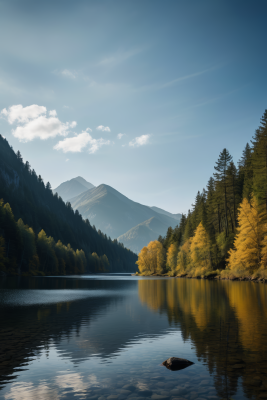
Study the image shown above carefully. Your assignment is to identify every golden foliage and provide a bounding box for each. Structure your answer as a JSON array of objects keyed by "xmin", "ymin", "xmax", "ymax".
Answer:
[
  {"xmin": 166, "ymin": 243, "xmax": 178, "ymax": 274},
  {"xmin": 136, "ymin": 240, "xmax": 165, "ymax": 274},
  {"xmin": 227, "ymin": 196, "xmax": 266, "ymax": 274},
  {"xmin": 190, "ymin": 222, "xmax": 212, "ymax": 275},
  {"xmin": 176, "ymin": 223, "xmax": 212, "ymax": 276},
  {"xmin": 176, "ymin": 239, "xmax": 191, "ymax": 274}
]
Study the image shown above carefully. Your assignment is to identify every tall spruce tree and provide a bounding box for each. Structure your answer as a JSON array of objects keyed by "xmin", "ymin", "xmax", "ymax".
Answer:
[
  {"xmin": 214, "ymin": 148, "xmax": 233, "ymax": 237},
  {"xmin": 251, "ymin": 110, "xmax": 267, "ymax": 217}
]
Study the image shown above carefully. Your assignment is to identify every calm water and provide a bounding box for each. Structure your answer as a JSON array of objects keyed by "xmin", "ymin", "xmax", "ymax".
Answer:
[{"xmin": 0, "ymin": 275, "xmax": 267, "ymax": 400}]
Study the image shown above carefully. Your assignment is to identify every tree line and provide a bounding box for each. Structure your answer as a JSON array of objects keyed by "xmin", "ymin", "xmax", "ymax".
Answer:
[
  {"xmin": 0, "ymin": 200, "xmax": 110, "ymax": 275},
  {"xmin": 0, "ymin": 135, "xmax": 137, "ymax": 275},
  {"xmin": 137, "ymin": 110, "xmax": 267, "ymax": 278}
]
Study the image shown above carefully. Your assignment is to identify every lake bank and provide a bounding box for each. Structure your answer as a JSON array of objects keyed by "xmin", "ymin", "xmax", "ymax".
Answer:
[{"xmin": 134, "ymin": 271, "xmax": 267, "ymax": 283}]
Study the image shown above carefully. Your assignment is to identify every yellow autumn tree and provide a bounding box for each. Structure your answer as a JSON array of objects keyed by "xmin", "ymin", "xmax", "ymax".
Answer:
[
  {"xmin": 176, "ymin": 239, "xmax": 191, "ymax": 274},
  {"xmin": 136, "ymin": 240, "xmax": 165, "ymax": 275},
  {"xmin": 260, "ymin": 233, "xmax": 267, "ymax": 272},
  {"xmin": 190, "ymin": 222, "xmax": 212, "ymax": 276},
  {"xmin": 166, "ymin": 243, "xmax": 178, "ymax": 275},
  {"xmin": 227, "ymin": 196, "xmax": 266, "ymax": 275}
]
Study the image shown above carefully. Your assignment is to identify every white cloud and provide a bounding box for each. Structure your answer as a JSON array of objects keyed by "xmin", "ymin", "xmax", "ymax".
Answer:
[
  {"xmin": 66, "ymin": 159, "xmax": 69, "ymax": 162},
  {"xmin": 117, "ymin": 133, "xmax": 125, "ymax": 139},
  {"xmin": 1, "ymin": 104, "xmax": 46, "ymax": 124},
  {"xmin": 129, "ymin": 134, "xmax": 150, "ymax": 147},
  {"xmin": 54, "ymin": 129, "xmax": 110, "ymax": 154},
  {"xmin": 49, "ymin": 110, "xmax": 57, "ymax": 117},
  {"xmin": 88, "ymin": 137, "xmax": 110, "ymax": 154},
  {"xmin": 96, "ymin": 125, "xmax": 111, "ymax": 132},
  {"xmin": 61, "ymin": 69, "xmax": 76, "ymax": 79},
  {"xmin": 1, "ymin": 104, "xmax": 76, "ymax": 142},
  {"xmin": 70, "ymin": 121, "xmax": 77, "ymax": 128}
]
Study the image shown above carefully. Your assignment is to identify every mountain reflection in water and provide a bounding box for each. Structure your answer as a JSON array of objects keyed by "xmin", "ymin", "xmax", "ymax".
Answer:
[{"xmin": 0, "ymin": 275, "xmax": 266, "ymax": 400}]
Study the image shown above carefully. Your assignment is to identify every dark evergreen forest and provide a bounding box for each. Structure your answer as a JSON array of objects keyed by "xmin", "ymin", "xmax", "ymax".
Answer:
[
  {"xmin": 0, "ymin": 135, "xmax": 137, "ymax": 275},
  {"xmin": 137, "ymin": 110, "xmax": 267, "ymax": 279}
]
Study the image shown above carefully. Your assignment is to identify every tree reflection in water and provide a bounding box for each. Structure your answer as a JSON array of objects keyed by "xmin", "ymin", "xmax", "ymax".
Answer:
[{"xmin": 138, "ymin": 278, "xmax": 267, "ymax": 399}]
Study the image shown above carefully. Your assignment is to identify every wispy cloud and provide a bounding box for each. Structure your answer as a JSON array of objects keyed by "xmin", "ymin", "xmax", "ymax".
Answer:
[
  {"xmin": 1, "ymin": 104, "xmax": 76, "ymax": 142},
  {"xmin": 61, "ymin": 69, "xmax": 77, "ymax": 79},
  {"xmin": 117, "ymin": 133, "xmax": 125, "ymax": 139},
  {"xmin": 96, "ymin": 125, "xmax": 110, "ymax": 132},
  {"xmin": 139, "ymin": 66, "xmax": 220, "ymax": 92},
  {"xmin": 97, "ymin": 48, "xmax": 144, "ymax": 67},
  {"xmin": 129, "ymin": 134, "xmax": 150, "ymax": 147},
  {"xmin": 54, "ymin": 129, "xmax": 110, "ymax": 154}
]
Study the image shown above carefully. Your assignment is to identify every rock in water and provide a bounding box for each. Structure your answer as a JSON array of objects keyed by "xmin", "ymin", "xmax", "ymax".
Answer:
[{"xmin": 162, "ymin": 357, "xmax": 194, "ymax": 371}]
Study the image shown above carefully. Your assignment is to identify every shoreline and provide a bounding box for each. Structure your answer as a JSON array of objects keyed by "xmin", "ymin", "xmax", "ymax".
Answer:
[{"xmin": 133, "ymin": 273, "xmax": 267, "ymax": 283}]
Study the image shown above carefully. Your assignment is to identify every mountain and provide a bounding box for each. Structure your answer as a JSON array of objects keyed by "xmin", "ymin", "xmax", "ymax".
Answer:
[
  {"xmin": 117, "ymin": 216, "xmax": 172, "ymax": 254},
  {"xmin": 70, "ymin": 184, "xmax": 180, "ymax": 246},
  {"xmin": 0, "ymin": 135, "xmax": 137, "ymax": 273},
  {"xmin": 150, "ymin": 206, "xmax": 181, "ymax": 221},
  {"xmin": 53, "ymin": 177, "xmax": 94, "ymax": 201}
]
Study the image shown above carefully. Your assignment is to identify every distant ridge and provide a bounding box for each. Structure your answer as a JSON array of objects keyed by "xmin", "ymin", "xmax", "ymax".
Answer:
[
  {"xmin": 69, "ymin": 183, "xmax": 181, "ymax": 252},
  {"xmin": 53, "ymin": 177, "xmax": 94, "ymax": 201},
  {"xmin": 117, "ymin": 216, "xmax": 172, "ymax": 254},
  {"xmin": 150, "ymin": 206, "xmax": 181, "ymax": 221}
]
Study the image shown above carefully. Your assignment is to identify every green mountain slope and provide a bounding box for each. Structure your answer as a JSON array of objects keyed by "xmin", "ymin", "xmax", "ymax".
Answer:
[{"xmin": 0, "ymin": 135, "xmax": 137, "ymax": 273}]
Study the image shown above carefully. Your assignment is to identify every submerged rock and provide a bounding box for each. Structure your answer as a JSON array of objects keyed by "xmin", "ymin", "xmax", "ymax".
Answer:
[{"xmin": 162, "ymin": 357, "xmax": 194, "ymax": 371}]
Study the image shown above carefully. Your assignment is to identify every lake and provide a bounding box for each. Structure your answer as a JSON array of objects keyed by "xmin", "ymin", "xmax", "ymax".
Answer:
[{"xmin": 0, "ymin": 274, "xmax": 267, "ymax": 400}]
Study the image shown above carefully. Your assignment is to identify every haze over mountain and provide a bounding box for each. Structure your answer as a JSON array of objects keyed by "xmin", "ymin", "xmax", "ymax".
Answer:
[
  {"xmin": 69, "ymin": 182, "xmax": 181, "ymax": 253},
  {"xmin": 53, "ymin": 177, "xmax": 94, "ymax": 201},
  {"xmin": 149, "ymin": 206, "xmax": 181, "ymax": 221},
  {"xmin": 117, "ymin": 216, "xmax": 172, "ymax": 254}
]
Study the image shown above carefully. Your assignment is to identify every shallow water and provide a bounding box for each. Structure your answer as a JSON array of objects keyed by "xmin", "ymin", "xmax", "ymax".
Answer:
[{"xmin": 0, "ymin": 274, "xmax": 267, "ymax": 400}]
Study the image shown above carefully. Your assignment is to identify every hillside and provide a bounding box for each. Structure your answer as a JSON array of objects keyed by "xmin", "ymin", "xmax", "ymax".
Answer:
[
  {"xmin": 117, "ymin": 216, "xmax": 171, "ymax": 254},
  {"xmin": 70, "ymin": 184, "xmax": 179, "ymax": 241},
  {"xmin": 53, "ymin": 177, "xmax": 94, "ymax": 201},
  {"xmin": 0, "ymin": 135, "xmax": 137, "ymax": 273},
  {"xmin": 150, "ymin": 206, "xmax": 181, "ymax": 222}
]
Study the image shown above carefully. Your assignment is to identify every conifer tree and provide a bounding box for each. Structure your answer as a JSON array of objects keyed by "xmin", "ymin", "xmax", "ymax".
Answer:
[
  {"xmin": 227, "ymin": 196, "xmax": 266, "ymax": 274},
  {"xmin": 251, "ymin": 110, "xmax": 267, "ymax": 215},
  {"xmin": 238, "ymin": 143, "xmax": 253, "ymax": 200},
  {"xmin": 214, "ymin": 148, "xmax": 233, "ymax": 237},
  {"xmin": 190, "ymin": 222, "xmax": 211, "ymax": 274}
]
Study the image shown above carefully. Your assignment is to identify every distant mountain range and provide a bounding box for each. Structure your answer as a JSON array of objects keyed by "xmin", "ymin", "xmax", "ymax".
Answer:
[
  {"xmin": 53, "ymin": 177, "xmax": 95, "ymax": 201},
  {"xmin": 54, "ymin": 178, "xmax": 181, "ymax": 254}
]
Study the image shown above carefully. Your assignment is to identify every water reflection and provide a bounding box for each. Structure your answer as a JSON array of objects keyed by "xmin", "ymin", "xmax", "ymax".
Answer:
[
  {"xmin": 0, "ymin": 276, "xmax": 267, "ymax": 400},
  {"xmin": 138, "ymin": 278, "xmax": 267, "ymax": 399}
]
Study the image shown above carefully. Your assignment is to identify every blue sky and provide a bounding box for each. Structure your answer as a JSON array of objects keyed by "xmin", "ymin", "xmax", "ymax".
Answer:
[{"xmin": 0, "ymin": 0, "xmax": 267, "ymax": 213}]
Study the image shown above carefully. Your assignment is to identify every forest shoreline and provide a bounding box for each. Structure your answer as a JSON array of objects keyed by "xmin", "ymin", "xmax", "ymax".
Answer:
[{"xmin": 134, "ymin": 272, "xmax": 267, "ymax": 283}]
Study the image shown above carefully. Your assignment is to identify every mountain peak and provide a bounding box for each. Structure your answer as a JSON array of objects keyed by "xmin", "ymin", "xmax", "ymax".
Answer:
[{"xmin": 53, "ymin": 177, "xmax": 94, "ymax": 202}]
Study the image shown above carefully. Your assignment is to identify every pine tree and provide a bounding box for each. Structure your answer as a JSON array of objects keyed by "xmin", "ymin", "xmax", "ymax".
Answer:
[
  {"xmin": 238, "ymin": 143, "xmax": 253, "ymax": 200},
  {"xmin": 251, "ymin": 110, "xmax": 267, "ymax": 215},
  {"xmin": 214, "ymin": 148, "xmax": 233, "ymax": 237}
]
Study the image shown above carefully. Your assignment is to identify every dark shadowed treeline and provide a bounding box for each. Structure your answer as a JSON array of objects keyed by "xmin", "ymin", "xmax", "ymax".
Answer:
[
  {"xmin": 137, "ymin": 110, "xmax": 267, "ymax": 278},
  {"xmin": 0, "ymin": 135, "xmax": 137, "ymax": 275},
  {"xmin": 0, "ymin": 200, "xmax": 110, "ymax": 275}
]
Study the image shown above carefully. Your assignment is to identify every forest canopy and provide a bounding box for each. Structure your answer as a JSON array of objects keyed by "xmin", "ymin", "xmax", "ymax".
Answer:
[
  {"xmin": 0, "ymin": 135, "xmax": 137, "ymax": 275},
  {"xmin": 137, "ymin": 110, "xmax": 267, "ymax": 279}
]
